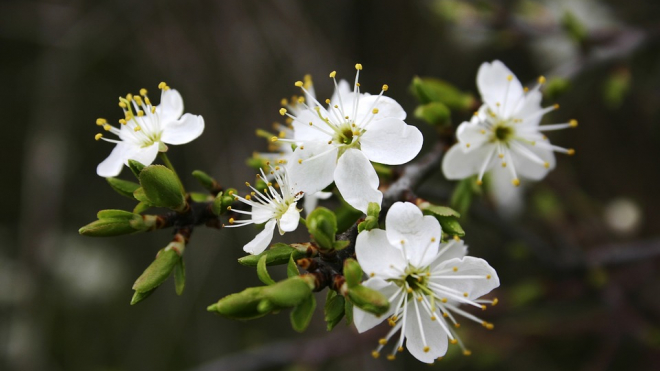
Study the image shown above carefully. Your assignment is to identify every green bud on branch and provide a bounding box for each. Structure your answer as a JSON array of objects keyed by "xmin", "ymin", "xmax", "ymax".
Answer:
[
  {"xmin": 343, "ymin": 258, "xmax": 363, "ymax": 288},
  {"xmin": 346, "ymin": 284, "xmax": 390, "ymax": 316},
  {"xmin": 306, "ymin": 207, "xmax": 338, "ymax": 251},
  {"xmin": 139, "ymin": 165, "xmax": 187, "ymax": 212}
]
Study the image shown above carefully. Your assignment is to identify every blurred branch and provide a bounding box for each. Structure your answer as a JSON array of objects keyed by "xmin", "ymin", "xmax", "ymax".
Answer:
[{"xmin": 585, "ymin": 238, "xmax": 660, "ymax": 268}]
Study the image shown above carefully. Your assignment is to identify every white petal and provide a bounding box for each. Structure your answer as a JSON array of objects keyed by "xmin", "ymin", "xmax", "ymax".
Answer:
[
  {"xmin": 432, "ymin": 239, "xmax": 468, "ymax": 266},
  {"xmin": 385, "ymin": 202, "xmax": 440, "ymax": 267},
  {"xmin": 334, "ymin": 149, "xmax": 382, "ymax": 213},
  {"xmin": 512, "ymin": 141, "xmax": 555, "ymax": 180},
  {"xmin": 488, "ymin": 168, "xmax": 525, "ymax": 218},
  {"xmin": 456, "ymin": 121, "xmax": 488, "ymax": 152},
  {"xmin": 97, "ymin": 143, "xmax": 132, "ymax": 177},
  {"xmin": 355, "ymin": 95, "xmax": 407, "ymax": 123},
  {"xmin": 330, "ymin": 79, "xmax": 353, "ymax": 108},
  {"xmin": 291, "ymin": 110, "xmax": 333, "ymax": 142},
  {"xmin": 353, "ymin": 278, "xmax": 400, "ymax": 333},
  {"xmin": 514, "ymin": 90, "xmax": 543, "ymax": 126},
  {"xmin": 432, "ymin": 256, "xmax": 500, "ymax": 299},
  {"xmin": 160, "ymin": 113, "xmax": 205, "ymax": 145},
  {"xmin": 243, "ymin": 219, "xmax": 276, "ymax": 255},
  {"xmin": 286, "ymin": 142, "xmax": 338, "ymax": 194},
  {"xmin": 125, "ymin": 142, "xmax": 160, "ymax": 168},
  {"xmin": 477, "ymin": 60, "xmax": 525, "ymax": 119},
  {"xmin": 360, "ymin": 118, "xmax": 423, "ymax": 165},
  {"xmin": 441, "ymin": 143, "xmax": 497, "ymax": 180},
  {"xmin": 157, "ymin": 89, "xmax": 185, "ymax": 123},
  {"xmin": 355, "ymin": 229, "xmax": 407, "ymax": 279},
  {"xmin": 278, "ymin": 202, "xmax": 300, "ymax": 233},
  {"xmin": 251, "ymin": 205, "xmax": 274, "ymax": 225},
  {"xmin": 404, "ymin": 301, "xmax": 449, "ymax": 363},
  {"xmin": 302, "ymin": 191, "xmax": 332, "ymax": 214}
]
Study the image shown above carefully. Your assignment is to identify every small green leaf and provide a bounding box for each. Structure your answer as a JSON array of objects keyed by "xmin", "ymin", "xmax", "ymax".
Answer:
[
  {"xmin": 333, "ymin": 240, "xmax": 350, "ymax": 250},
  {"xmin": 419, "ymin": 203, "xmax": 460, "ymax": 218},
  {"xmin": 306, "ymin": 207, "xmax": 337, "ymax": 250},
  {"xmin": 324, "ymin": 290, "xmax": 345, "ymax": 331},
  {"xmin": 414, "ymin": 102, "xmax": 451, "ymax": 126},
  {"xmin": 438, "ymin": 216, "xmax": 465, "ymax": 238},
  {"xmin": 238, "ymin": 243, "xmax": 308, "ymax": 266},
  {"xmin": 139, "ymin": 165, "xmax": 187, "ymax": 211},
  {"xmin": 290, "ymin": 294, "xmax": 316, "ymax": 332},
  {"xmin": 132, "ymin": 249, "xmax": 179, "ymax": 294},
  {"xmin": 130, "ymin": 288, "xmax": 156, "ymax": 305},
  {"xmin": 450, "ymin": 177, "xmax": 476, "ymax": 216},
  {"xmin": 343, "ymin": 259, "xmax": 363, "ymax": 288},
  {"xmin": 174, "ymin": 258, "xmax": 185, "ymax": 296},
  {"xmin": 257, "ymin": 255, "xmax": 276, "ymax": 285},
  {"xmin": 212, "ymin": 191, "xmax": 224, "ymax": 216},
  {"xmin": 189, "ymin": 192, "xmax": 210, "ymax": 203},
  {"xmin": 133, "ymin": 187, "xmax": 150, "ymax": 203},
  {"xmin": 287, "ymin": 254, "xmax": 300, "ymax": 278},
  {"xmin": 133, "ymin": 201, "xmax": 151, "ymax": 214},
  {"xmin": 97, "ymin": 209, "xmax": 138, "ymax": 220},
  {"xmin": 128, "ymin": 159, "xmax": 146, "ymax": 179},
  {"xmin": 106, "ymin": 177, "xmax": 141, "ymax": 199},
  {"xmin": 192, "ymin": 170, "xmax": 220, "ymax": 193},
  {"xmin": 344, "ymin": 299, "xmax": 353, "ymax": 326}
]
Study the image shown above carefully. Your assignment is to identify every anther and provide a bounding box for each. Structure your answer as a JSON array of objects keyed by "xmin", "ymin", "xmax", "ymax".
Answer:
[
  {"xmin": 329, "ymin": 71, "xmax": 336, "ymax": 78},
  {"xmin": 372, "ymin": 108, "xmax": 379, "ymax": 114},
  {"xmin": 407, "ymin": 287, "xmax": 413, "ymax": 293},
  {"xmin": 228, "ymin": 218, "xmax": 235, "ymax": 224},
  {"xmin": 140, "ymin": 88, "xmax": 147, "ymax": 96},
  {"xmin": 397, "ymin": 346, "xmax": 404, "ymax": 352},
  {"xmin": 553, "ymin": 103, "xmax": 560, "ymax": 109},
  {"xmin": 567, "ymin": 149, "xmax": 575, "ymax": 156},
  {"xmin": 486, "ymin": 274, "xmax": 491, "ymax": 279},
  {"xmin": 538, "ymin": 76, "xmax": 546, "ymax": 84},
  {"xmin": 386, "ymin": 355, "xmax": 396, "ymax": 361},
  {"xmin": 119, "ymin": 119, "xmax": 127, "ymax": 125},
  {"xmin": 492, "ymin": 298, "xmax": 499, "ymax": 306},
  {"xmin": 279, "ymin": 108, "xmax": 287, "ymax": 116},
  {"xmin": 463, "ymin": 292, "xmax": 468, "ymax": 297},
  {"xmin": 103, "ymin": 124, "xmax": 112, "ymax": 131},
  {"xmin": 498, "ymin": 153, "xmax": 504, "ymax": 159},
  {"xmin": 134, "ymin": 126, "xmax": 141, "ymax": 132},
  {"xmin": 512, "ymin": 178, "xmax": 520, "ymax": 187},
  {"xmin": 423, "ymin": 346, "xmax": 430, "ymax": 353},
  {"xmin": 466, "ymin": 143, "xmax": 471, "ymax": 148},
  {"xmin": 501, "ymin": 162, "xmax": 507, "ymax": 168},
  {"xmin": 298, "ymin": 159, "xmax": 303, "ymax": 164},
  {"xmin": 476, "ymin": 180, "xmax": 483, "ymax": 186},
  {"xmin": 378, "ymin": 338, "xmax": 387, "ymax": 345},
  {"xmin": 483, "ymin": 322, "xmax": 494, "ymax": 330},
  {"xmin": 507, "ymin": 75, "xmax": 513, "ymax": 81},
  {"xmin": 371, "ymin": 351, "xmax": 380, "ymax": 359},
  {"xmin": 453, "ymin": 267, "xmax": 458, "ymax": 272},
  {"xmin": 544, "ymin": 162, "xmax": 550, "ymax": 168},
  {"xmin": 96, "ymin": 118, "xmax": 107, "ymax": 126},
  {"xmin": 294, "ymin": 81, "xmax": 303, "ymax": 87},
  {"xmin": 325, "ymin": 99, "xmax": 331, "ymax": 104},
  {"xmin": 94, "ymin": 133, "xmax": 103, "ymax": 141},
  {"xmin": 454, "ymin": 323, "xmax": 461, "ymax": 328},
  {"xmin": 382, "ymin": 84, "xmax": 388, "ymax": 91},
  {"xmin": 453, "ymin": 235, "xmax": 460, "ymax": 241},
  {"xmin": 569, "ymin": 119, "xmax": 578, "ymax": 127},
  {"xmin": 450, "ymin": 339, "xmax": 458, "ymax": 345},
  {"xmin": 441, "ymin": 298, "xmax": 448, "ymax": 303},
  {"xmin": 355, "ymin": 63, "xmax": 363, "ymax": 70},
  {"xmin": 463, "ymin": 350, "xmax": 472, "ymax": 356}
]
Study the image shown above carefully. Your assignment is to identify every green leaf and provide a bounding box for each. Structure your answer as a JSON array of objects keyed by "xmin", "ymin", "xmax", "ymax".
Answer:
[
  {"xmin": 343, "ymin": 259, "xmax": 363, "ymax": 288},
  {"xmin": 290, "ymin": 294, "xmax": 316, "ymax": 332},
  {"xmin": 132, "ymin": 249, "xmax": 179, "ymax": 294},
  {"xmin": 333, "ymin": 240, "xmax": 350, "ymax": 250},
  {"xmin": 238, "ymin": 243, "xmax": 308, "ymax": 266},
  {"xmin": 139, "ymin": 165, "xmax": 187, "ymax": 211},
  {"xmin": 128, "ymin": 159, "xmax": 146, "ymax": 179},
  {"xmin": 212, "ymin": 191, "xmax": 224, "ymax": 216},
  {"xmin": 347, "ymin": 284, "xmax": 390, "ymax": 316},
  {"xmin": 133, "ymin": 201, "xmax": 151, "ymax": 214},
  {"xmin": 106, "ymin": 177, "xmax": 141, "ymax": 199},
  {"xmin": 130, "ymin": 288, "xmax": 156, "ymax": 305},
  {"xmin": 358, "ymin": 202, "xmax": 381, "ymax": 233},
  {"xmin": 174, "ymin": 258, "xmax": 185, "ymax": 296},
  {"xmin": 414, "ymin": 102, "xmax": 451, "ymax": 126},
  {"xmin": 306, "ymin": 207, "xmax": 337, "ymax": 250},
  {"xmin": 257, "ymin": 255, "xmax": 276, "ymax": 285},
  {"xmin": 192, "ymin": 170, "xmax": 220, "ymax": 193},
  {"xmin": 133, "ymin": 187, "xmax": 150, "ymax": 203},
  {"xmin": 410, "ymin": 76, "xmax": 474, "ymax": 111},
  {"xmin": 287, "ymin": 254, "xmax": 300, "ymax": 278},
  {"xmin": 437, "ymin": 216, "xmax": 465, "ymax": 238},
  {"xmin": 324, "ymin": 290, "xmax": 345, "ymax": 331},
  {"xmin": 344, "ymin": 299, "xmax": 353, "ymax": 326}
]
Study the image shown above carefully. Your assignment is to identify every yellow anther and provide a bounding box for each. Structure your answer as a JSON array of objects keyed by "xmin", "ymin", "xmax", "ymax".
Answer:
[
  {"xmin": 507, "ymin": 75, "xmax": 513, "ymax": 81},
  {"xmin": 423, "ymin": 346, "xmax": 430, "ymax": 353},
  {"xmin": 328, "ymin": 140, "xmax": 333, "ymax": 144},
  {"xmin": 498, "ymin": 153, "xmax": 504, "ymax": 159},
  {"xmin": 228, "ymin": 218, "xmax": 235, "ymax": 224},
  {"xmin": 382, "ymin": 84, "xmax": 388, "ymax": 91},
  {"xmin": 441, "ymin": 298, "xmax": 448, "ymax": 303},
  {"xmin": 486, "ymin": 274, "xmax": 491, "ymax": 279},
  {"xmin": 463, "ymin": 350, "xmax": 472, "ymax": 356},
  {"xmin": 501, "ymin": 162, "xmax": 507, "ymax": 168},
  {"xmin": 544, "ymin": 162, "xmax": 550, "ymax": 168},
  {"xmin": 150, "ymin": 106, "xmax": 155, "ymax": 114},
  {"xmin": 480, "ymin": 130, "xmax": 486, "ymax": 134},
  {"xmin": 140, "ymin": 88, "xmax": 148, "ymax": 96},
  {"xmin": 134, "ymin": 96, "xmax": 143, "ymax": 105},
  {"xmin": 538, "ymin": 76, "xmax": 546, "ymax": 84},
  {"xmin": 431, "ymin": 316, "xmax": 436, "ymax": 321},
  {"xmin": 270, "ymin": 136, "xmax": 278, "ymax": 142},
  {"xmin": 426, "ymin": 272, "xmax": 431, "ymax": 277},
  {"xmin": 325, "ymin": 98, "xmax": 331, "ymax": 104},
  {"xmin": 96, "ymin": 118, "xmax": 107, "ymax": 126},
  {"xmin": 355, "ymin": 63, "xmax": 363, "ymax": 70},
  {"xmin": 466, "ymin": 143, "xmax": 471, "ymax": 148},
  {"xmin": 279, "ymin": 108, "xmax": 287, "ymax": 116},
  {"xmin": 417, "ymin": 296, "xmax": 423, "ymax": 302},
  {"xmin": 280, "ymin": 98, "xmax": 288, "ymax": 106},
  {"xmin": 407, "ymin": 287, "xmax": 413, "ymax": 293},
  {"xmin": 372, "ymin": 108, "xmax": 379, "ymax": 114},
  {"xmin": 298, "ymin": 159, "xmax": 303, "ymax": 164},
  {"xmin": 523, "ymin": 87, "xmax": 529, "ymax": 92},
  {"xmin": 379, "ymin": 338, "xmax": 387, "ymax": 345},
  {"xmin": 228, "ymin": 190, "xmax": 235, "ymax": 195},
  {"xmin": 553, "ymin": 103, "xmax": 560, "ymax": 109},
  {"xmin": 397, "ymin": 346, "xmax": 404, "ymax": 352},
  {"xmin": 476, "ymin": 180, "xmax": 483, "ymax": 186},
  {"xmin": 118, "ymin": 101, "xmax": 127, "ymax": 108},
  {"xmin": 294, "ymin": 81, "xmax": 304, "ymax": 87},
  {"xmin": 158, "ymin": 82, "xmax": 168, "ymax": 89},
  {"xmin": 369, "ymin": 272, "xmax": 375, "ymax": 277},
  {"xmin": 137, "ymin": 110, "xmax": 145, "ymax": 117},
  {"xmin": 356, "ymin": 83, "xmax": 361, "ymax": 87},
  {"xmin": 443, "ymin": 312, "xmax": 449, "ymax": 317},
  {"xmin": 496, "ymin": 102, "xmax": 501, "ymax": 107},
  {"xmin": 329, "ymin": 71, "xmax": 337, "ymax": 78},
  {"xmin": 134, "ymin": 126, "xmax": 141, "ymax": 132},
  {"xmin": 103, "ymin": 124, "xmax": 112, "ymax": 131},
  {"xmin": 492, "ymin": 298, "xmax": 499, "ymax": 306},
  {"xmin": 512, "ymin": 178, "xmax": 520, "ymax": 187},
  {"xmin": 481, "ymin": 305, "xmax": 487, "ymax": 310},
  {"xmin": 245, "ymin": 182, "xmax": 250, "ymax": 186},
  {"xmin": 453, "ymin": 267, "xmax": 458, "ymax": 272},
  {"xmin": 126, "ymin": 93, "xmax": 133, "ymax": 101},
  {"xmin": 145, "ymin": 98, "xmax": 151, "ymax": 105},
  {"xmin": 226, "ymin": 206, "xmax": 232, "ymax": 210},
  {"xmin": 371, "ymin": 351, "xmax": 380, "ymax": 359},
  {"xmin": 463, "ymin": 292, "xmax": 468, "ymax": 297},
  {"xmin": 119, "ymin": 119, "xmax": 127, "ymax": 125},
  {"xmin": 431, "ymin": 237, "xmax": 436, "ymax": 242},
  {"xmin": 400, "ymin": 240, "xmax": 405, "ymax": 245},
  {"xmin": 567, "ymin": 148, "xmax": 575, "ymax": 156},
  {"xmin": 279, "ymin": 131, "xmax": 286, "ymax": 138},
  {"xmin": 94, "ymin": 133, "xmax": 103, "ymax": 141},
  {"xmin": 569, "ymin": 119, "xmax": 578, "ymax": 127},
  {"xmin": 453, "ymin": 235, "xmax": 460, "ymax": 241},
  {"xmin": 483, "ymin": 321, "xmax": 494, "ymax": 330},
  {"xmin": 245, "ymin": 195, "xmax": 252, "ymax": 200},
  {"xmin": 437, "ymin": 357, "xmax": 443, "ymax": 361},
  {"xmin": 454, "ymin": 323, "xmax": 461, "ymax": 328},
  {"xmin": 386, "ymin": 355, "xmax": 396, "ymax": 361},
  {"xmin": 450, "ymin": 339, "xmax": 458, "ymax": 345}
]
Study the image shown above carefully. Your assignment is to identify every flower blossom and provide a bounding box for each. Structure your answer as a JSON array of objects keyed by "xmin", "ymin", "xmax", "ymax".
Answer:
[
  {"xmin": 226, "ymin": 166, "xmax": 303, "ymax": 255},
  {"xmin": 279, "ymin": 65, "xmax": 423, "ymax": 213},
  {"xmin": 95, "ymin": 83, "xmax": 205, "ymax": 177},
  {"xmin": 354, "ymin": 202, "xmax": 499, "ymax": 363},
  {"xmin": 442, "ymin": 60, "xmax": 576, "ymax": 187}
]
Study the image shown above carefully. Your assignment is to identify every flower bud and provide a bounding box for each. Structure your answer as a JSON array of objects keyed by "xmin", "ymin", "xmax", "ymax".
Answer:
[
  {"xmin": 207, "ymin": 287, "xmax": 271, "ymax": 320},
  {"xmin": 343, "ymin": 258, "xmax": 363, "ymax": 288},
  {"xmin": 238, "ymin": 243, "xmax": 308, "ymax": 266},
  {"xmin": 139, "ymin": 165, "xmax": 187, "ymax": 212},
  {"xmin": 347, "ymin": 284, "xmax": 390, "ymax": 316},
  {"xmin": 79, "ymin": 210, "xmax": 147, "ymax": 237},
  {"xmin": 131, "ymin": 249, "xmax": 180, "ymax": 301},
  {"xmin": 262, "ymin": 276, "xmax": 314, "ymax": 308},
  {"xmin": 306, "ymin": 207, "xmax": 337, "ymax": 251},
  {"xmin": 106, "ymin": 177, "xmax": 141, "ymax": 199},
  {"xmin": 192, "ymin": 170, "xmax": 220, "ymax": 193},
  {"xmin": 414, "ymin": 102, "xmax": 451, "ymax": 127}
]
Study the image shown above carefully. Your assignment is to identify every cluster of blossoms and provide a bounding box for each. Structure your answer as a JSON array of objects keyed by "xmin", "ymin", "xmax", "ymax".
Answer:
[{"xmin": 93, "ymin": 61, "xmax": 573, "ymax": 363}]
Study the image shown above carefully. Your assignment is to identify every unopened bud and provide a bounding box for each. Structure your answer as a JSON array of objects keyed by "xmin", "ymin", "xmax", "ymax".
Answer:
[
  {"xmin": 343, "ymin": 259, "xmax": 363, "ymax": 288},
  {"xmin": 347, "ymin": 284, "xmax": 390, "ymax": 316}
]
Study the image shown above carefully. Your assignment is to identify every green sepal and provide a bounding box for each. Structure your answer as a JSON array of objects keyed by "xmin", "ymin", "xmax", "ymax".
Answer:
[
  {"xmin": 174, "ymin": 258, "xmax": 185, "ymax": 296},
  {"xmin": 343, "ymin": 258, "xmax": 363, "ymax": 288},
  {"xmin": 333, "ymin": 240, "xmax": 350, "ymax": 250},
  {"xmin": 262, "ymin": 276, "xmax": 314, "ymax": 308},
  {"xmin": 324, "ymin": 290, "xmax": 345, "ymax": 331},
  {"xmin": 133, "ymin": 187, "xmax": 150, "ymax": 203},
  {"xmin": 358, "ymin": 202, "xmax": 380, "ymax": 233},
  {"xmin": 106, "ymin": 177, "xmax": 141, "ymax": 199},
  {"xmin": 192, "ymin": 170, "xmax": 219, "ymax": 193},
  {"xmin": 79, "ymin": 212, "xmax": 145, "ymax": 237},
  {"xmin": 287, "ymin": 254, "xmax": 300, "ymax": 278},
  {"xmin": 344, "ymin": 298, "xmax": 354, "ymax": 326},
  {"xmin": 257, "ymin": 255, "xmax": 276, "ymax": 285},
  {"xmin": 189, "ymin": 192, "xmax": 210, "ymax": 203},
  {"xmin": 290, "ymin": 294, "xmax": 316, "ymax": 333},
  {"xmin": 221, "ymin": 189, "xmax": 238, "ymax": 210},
  {"xmin": 438, "ymin": 216, "xmax": 465, "ymax": 238},
  {"xmin": 347, "ymin": 284, "xmax": 390, "ymax": 316},
  {"xmin": 306, "ymin": 207, "xmax": 337, "ymax": 251},
  {"xmin": 130, "ymin": 288, "xmax": 156, "ymax": 305},
  {"xmin": 139, "ymin": 165, "xmax": 187, "ymax": 212},
  {"xmin": 132, "ymin": 248, "xmax": 179, "ymax": 294},
  {"xmin": 238, "ymin": 243, "xmax": 308, "ymax": 266},
  {"xmin": 414, "ymin": 102, "xmax": 451, "ymax": 127},
  {"xmin": 207, "ymin": 287, "xmax": 269, "ymax": 320},
  {"xmin": 410, "ymin": 76, "xmax": 474, "ymax": 111},
  {"xmin": 212, "ymin": 191, "xmax": 224, "ymax": 216},
  {"xmin": 128, "ymin": 159, "xmax": 146, "ymax": 179},
  {"xmin": 133, "ymin": 201, "xmax": 151, "ymax": 214}
]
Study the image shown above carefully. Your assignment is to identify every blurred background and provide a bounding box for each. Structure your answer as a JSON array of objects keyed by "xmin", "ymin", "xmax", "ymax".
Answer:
[{"xmin": 2, "ymin": 0, "xmax": 660, "ymax": 370}]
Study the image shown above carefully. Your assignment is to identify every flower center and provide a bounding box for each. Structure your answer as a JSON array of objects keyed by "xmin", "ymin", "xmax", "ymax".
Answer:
[{"xmin": 492, "ymin": 122, "xmax": 514, "ymax": 143}]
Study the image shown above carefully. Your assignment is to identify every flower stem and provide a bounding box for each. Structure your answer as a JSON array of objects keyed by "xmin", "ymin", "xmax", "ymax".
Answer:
[{"xmin": 159, "ymin": 152, "xmax": 186, "ymax": 194}]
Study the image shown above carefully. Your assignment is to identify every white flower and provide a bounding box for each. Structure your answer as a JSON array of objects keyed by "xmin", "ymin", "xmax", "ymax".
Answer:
[
  {"xmin": 280, "ymin": 65, "xmax": 423, "ymax": 213},
  {"xmin": 442, "ymin": 60, "xmax": 576, "ymax": 188},
  {"xmin": 95, "ymin": 83, "xmax": 204, "ymax": 177},
  {"xmin": 354, "ymin": 202, "xmax": 499, "ymax": 363},
  {"xmin": 226, "ymin": 166, "xmax": 303, "ymax": 255}
]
